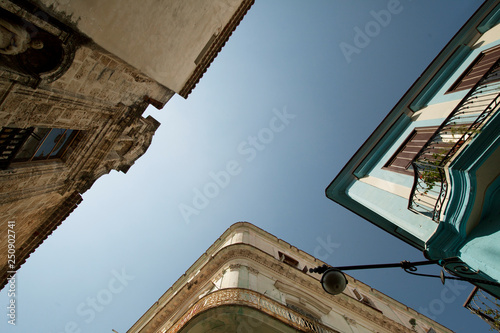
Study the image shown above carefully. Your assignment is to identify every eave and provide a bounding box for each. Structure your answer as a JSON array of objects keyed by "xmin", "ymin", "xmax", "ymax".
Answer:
[{"xmin": 178, "ymin": 0, "xmax": 255, "ymax": 98}]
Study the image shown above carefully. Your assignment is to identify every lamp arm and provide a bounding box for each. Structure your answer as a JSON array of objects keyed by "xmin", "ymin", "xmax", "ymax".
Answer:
[
  {"xmin": 309, "ymin": 260, "xmax": 439, "ymax": 274},
  {"xmin": 310, "ymin": 257, "xmax": 500, "ymax": 288}
]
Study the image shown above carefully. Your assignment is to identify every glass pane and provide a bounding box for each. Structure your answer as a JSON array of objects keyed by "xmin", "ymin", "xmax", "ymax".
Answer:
[
  {"xmin": 14, "ymin": 128, "xmax": 49, "ymax": 160},
  {"xmin": 50, "ymin": 129, "xmax": 74, "ymax": 157},
  {"xmin": 34, "ymin": 128, "xmax": 66, "ymax": 159}
]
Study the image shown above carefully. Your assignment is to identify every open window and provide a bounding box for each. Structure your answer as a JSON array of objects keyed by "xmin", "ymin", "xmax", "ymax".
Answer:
[
  {"xmin": 286, "ymin": 302, "xmax": 321, "ymax": 323},
  {"xmin": 352, "ymin": 288, "xmax": 380, "ymax": 312},
  {"xmin": 278, "ymin": 251, "xmax": 299, "ymax": 268},
  {"xmin": 0, "ymin": 127, "xmax": 79, "ymax": 169}
]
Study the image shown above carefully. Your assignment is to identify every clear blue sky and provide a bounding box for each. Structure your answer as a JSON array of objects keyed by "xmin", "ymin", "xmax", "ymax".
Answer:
[{"xmin": 1, "ymin": 1, "xmax": 491, "ymax": 332}]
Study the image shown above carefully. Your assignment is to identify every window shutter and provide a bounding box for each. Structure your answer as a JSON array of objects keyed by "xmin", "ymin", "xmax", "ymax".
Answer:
[
  {"xmin": 384, "ymin": 127, "xmax": 438, "ymax": 175},
  {"xmin": 448, "ymin": 45, "xmax": 500, "ymax": 92},
  {"xmin": 0, "ymin": 127, "xmax": 34, "ymax": 169}
]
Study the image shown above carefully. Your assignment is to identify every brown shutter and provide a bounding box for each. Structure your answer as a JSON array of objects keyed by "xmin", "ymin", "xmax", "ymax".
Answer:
[
  {"xmin": 448, "ymin": 45, "xmax": 500, "ymax": 92},
  {"xmin": 384, "ymin": 127, "xmax": 438, "ymax": 175}
]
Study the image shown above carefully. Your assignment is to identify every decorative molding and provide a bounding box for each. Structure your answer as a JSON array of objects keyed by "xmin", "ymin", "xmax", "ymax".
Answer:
[
  {"xmin": 133, "ymin": 243, "xmax": 415, "ymax": 333},
  {"xmin": 343, "ymin": 315, "xmax": 357, "ymax": 326},
  {"xmin": 248, "ymin": 266, "xmax": 259, "ymax": 275},
  {"xmin": 274, "ymin": 280, "xmax": 331, "ymax": 315},
  {"xmin": 0, "ymin": 0, "xmax": 80, "ymax": 87},
  {"xmin": 228, "ymin": 263, "xmax": 242, "ymax": 271},
  {"xmin": 0, "ymin": 0, "xmax": 66, "ymax": 39},
  {"xmin": 166, "ymin": 288, "xmax": 340, "ymax": 333}
]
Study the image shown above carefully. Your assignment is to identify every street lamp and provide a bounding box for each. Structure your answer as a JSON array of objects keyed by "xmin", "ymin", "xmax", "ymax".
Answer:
[
  {"xmin": 320, "ymin": 268, "xmax": 347, "ymax": 295},
  {"xmin": 309, "ymin": 257, "xmax": 500, "ymax": 296}
]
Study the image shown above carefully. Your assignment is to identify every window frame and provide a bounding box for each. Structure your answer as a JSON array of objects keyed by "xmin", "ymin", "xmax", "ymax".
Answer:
[
  {"xmin": 278, "ymin": 251, "xmax": 299, "ymax": 268},
  {"xmin": 351, "ymin": 288, "xmax": 381, "ymax": 312},
  {"xmin": 13, "ymin": 128, "xmax": 78, "ymax": 163},
  {"xmin": 1, "ymin": 127, "xmax": 80, "ymax": 169}
]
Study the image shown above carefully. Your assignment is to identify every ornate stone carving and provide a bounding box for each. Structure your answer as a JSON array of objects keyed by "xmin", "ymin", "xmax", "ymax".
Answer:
[
  {"xmin": 228, "ymin": 263, "xmax": 241, "ymax": 271},
  {"xmin": 343, "ymin": 315, "xmax": 357, "ymax": 326},
  {"xmin": 247, "ymin": 266, "xmax": 259, "ymax": 275},
  {"xmin": 98, "ymin": 114, "xmax": 160, "ymax": 178},
  {"xmin": 0, "ymin": 18, "xmax": 34, "ymax": 55},
  {"xmin": 0, "ymin": 6, "xmax": 79, "ymax": 87},
  {"xmin": 166, "ymin": 289, "xmax": 341, "ymax": 333}
]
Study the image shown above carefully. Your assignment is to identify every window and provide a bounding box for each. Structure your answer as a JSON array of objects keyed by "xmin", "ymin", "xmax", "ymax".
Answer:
[
  {"xmin": 384, "ymin": 126, "xmax": 438, "ymax": 175},
  {"xmin": 0, "ymin": 127, "xmax": 78, "ymax": 169},
  {"xmin": 286, "ymin": 303, "xmax": 320, "ymax": 322},
  {"xmin": 13, "ymin": 128, "xmax": 77, "ymax": 162},
  {"xmin": 278, "ymin": 251, "xmax": 299, "ymax": 267},
  {"xmin": 352, "ymin": 289, "xmax": 380, "ymax": 312},
  {"xmin": 447, "ymin": 45, "xmax": 500, "ymax": 93}
]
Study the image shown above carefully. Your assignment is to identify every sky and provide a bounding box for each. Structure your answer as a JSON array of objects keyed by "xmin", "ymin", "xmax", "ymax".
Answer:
[{"xmin": 0, "ymin": 1, "xmax": 493, "ymax": 332}]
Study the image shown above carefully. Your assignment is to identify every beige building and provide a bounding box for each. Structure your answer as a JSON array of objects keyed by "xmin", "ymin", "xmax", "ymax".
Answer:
[
  {"xmin": 128, "ymin": 222, "xmax": 452, "ymax": 333},
  {"xmin": 0, "ymin": 0, "xmax": 254, "ymax": 289}
]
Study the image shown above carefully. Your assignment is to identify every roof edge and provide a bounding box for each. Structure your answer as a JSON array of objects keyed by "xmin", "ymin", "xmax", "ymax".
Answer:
[
  {"xmin": 178, "ymin": 0, "xmax": 255, "ymax": 98},
  {"xmin": 325, "ymin": 0, "xmax": 500, "ymax": 241}
]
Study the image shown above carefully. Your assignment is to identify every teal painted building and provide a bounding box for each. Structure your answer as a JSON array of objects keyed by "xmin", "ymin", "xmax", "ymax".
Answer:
[{"xmin": 327, "ymin": 0, "xmax": 500, "ymax": 301}]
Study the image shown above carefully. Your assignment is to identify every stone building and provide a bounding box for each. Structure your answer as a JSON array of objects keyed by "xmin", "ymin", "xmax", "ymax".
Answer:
[
  {"xmin": 0, "ymin": 0, "xmax": 254, "ymax": 289},
  {"xmin": 128, "ymin": 222, "xmax": 452, "ymax": 333}
]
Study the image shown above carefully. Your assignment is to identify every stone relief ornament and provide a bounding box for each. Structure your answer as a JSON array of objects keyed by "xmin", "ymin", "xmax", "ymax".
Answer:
[{"xmin": 0, "ymin": 18, "xmax": 43, "ymax": 55}]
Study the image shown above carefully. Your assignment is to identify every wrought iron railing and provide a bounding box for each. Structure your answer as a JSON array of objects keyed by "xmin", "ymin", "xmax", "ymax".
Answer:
[
  {"xmin": 464, "ymin": 286, "xmax": 500, "ymax": 331},
  {"xmin": 409, "ymin": 58, "xmax": 500, "ymax": 221},
  {"xmin": 165, "ymin": 288, "xmax": 340, "ymax": 333}
]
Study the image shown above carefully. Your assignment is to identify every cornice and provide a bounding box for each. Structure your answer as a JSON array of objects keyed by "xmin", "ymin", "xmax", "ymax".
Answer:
[
  {"xmin": 130, "ymin": 243, "xmax": 415, "ymax": 333},
  {"xmin": 178, "ymin": 0, "xmax": 255, "ymax": 98},
  {"xmin": 0, "ymin": 190, "xmax": 82, "ymax": 290},
  {"xmin": 274, "ymin": 280, "xmax": 331, "ymax": 315}
]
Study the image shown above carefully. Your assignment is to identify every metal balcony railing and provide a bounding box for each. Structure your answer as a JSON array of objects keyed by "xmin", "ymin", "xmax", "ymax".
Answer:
[
  {"xmin": 408, "ymin": 58, "xmax": 500, "ymax": 221},
  {"xmin": 464, "ymin": 286, "xmax": 500, "ymax": 331}
]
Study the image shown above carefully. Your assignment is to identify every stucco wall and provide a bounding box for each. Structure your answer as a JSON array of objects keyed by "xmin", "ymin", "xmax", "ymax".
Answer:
[
  {"xmin": 347, "ymin": 181, "xmax": 438, "ymax": 242},
  {"xmin": 460, "ymin": 175, "xmax": 500, "ymax": 286}
]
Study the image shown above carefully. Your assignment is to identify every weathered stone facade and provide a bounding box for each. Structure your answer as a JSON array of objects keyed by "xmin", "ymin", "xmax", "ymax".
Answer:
[
  {"xmin": 128, "ymin": 223, "xmax": 453, "ymax": 333},
  {"xmin": 28, "ymin": 0, "xmax": 255, "ymax": 97},
  {"xmin": 0, "ymin": 0, "xmax": 173, "ymax": 289},
  {"xmin": 0, "ymin": 0, "xmax": 253, "ymax": 289}
]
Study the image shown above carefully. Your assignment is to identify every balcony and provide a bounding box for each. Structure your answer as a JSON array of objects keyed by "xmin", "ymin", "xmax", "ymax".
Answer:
[
  {"xmin": 464, "ymin": 286, "xmax": 500, "ymax": 330},
  {"xmin": 408, "ymin": 58, "xmax": 500, "ymax": 221},
  {"xmin": 164, "ymin": 288, "xmax": 340, "ymax": 333}
]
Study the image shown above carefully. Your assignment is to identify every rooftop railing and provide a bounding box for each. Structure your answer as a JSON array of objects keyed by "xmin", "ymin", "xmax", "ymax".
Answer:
[{"xmin": 408, "ymin": 58, "xmax": 500, "ymax": 221}]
